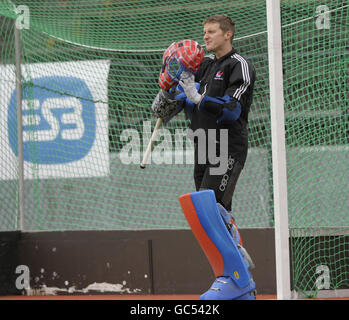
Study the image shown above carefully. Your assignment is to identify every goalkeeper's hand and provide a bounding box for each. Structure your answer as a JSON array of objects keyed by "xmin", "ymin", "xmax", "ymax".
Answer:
[
  {"xmin": 174, "ymin": 82, "xmax": 199, "ymax": 117},
  {"xmin": 178, "ymin": 71, "xmax": 202, "ymax": 104},
  {"xmin": 151, "ymin": 89, "xmax": 179, "ymax": 123},
  {"xmin": 198, "ymin": 95, "xmax": 242, "ymax": 124}
]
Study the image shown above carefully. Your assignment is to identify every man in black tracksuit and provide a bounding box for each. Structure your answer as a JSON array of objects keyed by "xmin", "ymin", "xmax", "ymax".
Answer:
[
  {"xmin": 180, "ymin": 15, "xmax": 256, "ymax": 212},
  {"xmin": 175, "ymin": 14, "xmax": 257, "ymax": 300}
]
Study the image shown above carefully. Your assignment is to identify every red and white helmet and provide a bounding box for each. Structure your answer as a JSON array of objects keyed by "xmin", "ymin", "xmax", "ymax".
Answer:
[{"xmin": 158, "ymin": 39, "xmax": 205, "ymax": 91}]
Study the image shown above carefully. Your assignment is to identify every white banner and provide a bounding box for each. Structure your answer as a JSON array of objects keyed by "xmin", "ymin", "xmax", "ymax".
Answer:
[{"xmin": 0, "ymin": 60, "xmax": 110, "ymax": 179}]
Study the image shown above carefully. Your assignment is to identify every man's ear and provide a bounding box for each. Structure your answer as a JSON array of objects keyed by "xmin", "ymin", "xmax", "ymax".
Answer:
[{"xmin": 225, "ymin": 30, "xmax": 233, "ymax": 41}]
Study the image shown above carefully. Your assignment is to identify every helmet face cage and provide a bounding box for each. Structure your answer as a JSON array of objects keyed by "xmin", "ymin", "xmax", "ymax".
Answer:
[
  {"xmin": 159, "ymin": 39, "xmax": 205, "ymax": 91},
  {"xmin": 166, "ymin": 51, "xmax": 191, "ymax": 82}
]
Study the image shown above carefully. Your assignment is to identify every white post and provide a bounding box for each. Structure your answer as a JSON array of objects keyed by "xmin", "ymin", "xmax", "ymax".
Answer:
[
  {"xmin": 14, "ymin": 24, "xmax": 25, "ymax": 231},
  {"xmin": 266, "ymin": 0, "xmax": 291, "ymax": 299}
]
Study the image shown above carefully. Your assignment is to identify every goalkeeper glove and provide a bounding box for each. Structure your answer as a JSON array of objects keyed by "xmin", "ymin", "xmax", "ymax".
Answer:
[
  {"xmin": 198, "ymin": 95, "xmax": 242, "ymax": 124},
  {"xmin": 178, "ymin": 71, "xmax": 202, "ymax": 104},
  {"xmin": 174, "ymin": 82, "xmax": 200, "ymax": 116}
]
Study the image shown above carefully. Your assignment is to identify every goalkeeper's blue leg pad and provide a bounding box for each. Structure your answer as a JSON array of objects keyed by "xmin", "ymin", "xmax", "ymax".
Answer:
[{"xmin": 179, "ymin": 190, "xmax": 256, "ymax": 300}]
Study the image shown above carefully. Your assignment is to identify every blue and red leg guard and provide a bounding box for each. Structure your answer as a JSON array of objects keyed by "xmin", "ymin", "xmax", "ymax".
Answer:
[{"xmin": 179, "ymin": 190, "xmax": 256, "ymax": 300}]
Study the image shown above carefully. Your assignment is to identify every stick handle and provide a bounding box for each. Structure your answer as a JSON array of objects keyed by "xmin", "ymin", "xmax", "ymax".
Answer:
[{"xmin": 140, "ymin": 118, "xmax": 163, "ymax": 169}]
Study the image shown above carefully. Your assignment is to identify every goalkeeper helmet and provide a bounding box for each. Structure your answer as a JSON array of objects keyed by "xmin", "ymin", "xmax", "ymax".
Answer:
[{"xmin": 159, "ymin": 39, "xmax": 205, "ymax": 91}]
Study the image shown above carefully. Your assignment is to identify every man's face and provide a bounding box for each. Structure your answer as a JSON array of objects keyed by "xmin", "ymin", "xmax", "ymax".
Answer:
[{"xmin": 203, "ymin": 22, "xmax": 229, "ymax": 52}]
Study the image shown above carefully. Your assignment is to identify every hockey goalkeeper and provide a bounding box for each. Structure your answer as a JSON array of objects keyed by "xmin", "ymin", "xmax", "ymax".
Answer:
[{"xmin": 151, "ymin": 14, "xmax": 257, "ymax": 300}]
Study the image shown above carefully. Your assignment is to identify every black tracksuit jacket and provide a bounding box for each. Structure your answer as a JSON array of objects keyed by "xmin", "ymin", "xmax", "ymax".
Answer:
[{"xmin": 192, "ymin": 48, "xmax": 256, "ymax": 166}]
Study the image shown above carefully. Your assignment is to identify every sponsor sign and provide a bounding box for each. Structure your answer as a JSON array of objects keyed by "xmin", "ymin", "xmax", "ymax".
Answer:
[{"xmin": 0, "ymin": 60, "xmax": 110, "ymax": 179}]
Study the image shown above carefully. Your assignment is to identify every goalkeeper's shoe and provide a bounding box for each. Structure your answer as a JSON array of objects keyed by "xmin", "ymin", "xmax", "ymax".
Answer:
[
  {"xmin": 200, "ymin": 276, "xmax": 256, "ymax": 300},
  {"xmin": 179, "ymin": 190, "xmax": 256, "ymax": 300}
]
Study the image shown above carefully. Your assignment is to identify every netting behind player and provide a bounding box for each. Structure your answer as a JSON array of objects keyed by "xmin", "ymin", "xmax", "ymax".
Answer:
[
  {"xmin": 0, "ymin": 0, "xmax": 348, "ymax": 297},
  {"xmin": 0, "ymin": 0, "xmax": 273, "ymax": 230}
]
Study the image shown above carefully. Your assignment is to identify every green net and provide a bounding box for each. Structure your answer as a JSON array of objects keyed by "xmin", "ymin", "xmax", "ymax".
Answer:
[
  {"xmin": 0, "ymin": 0, "xmax": 272, "ymax": 230},
  {"xmin": 0, "ymin": 0, "xmax": 348, "ymax": 297},
  {"xmin": 281, "ymin": 0, "xmax": 348, "ymax": 297}
]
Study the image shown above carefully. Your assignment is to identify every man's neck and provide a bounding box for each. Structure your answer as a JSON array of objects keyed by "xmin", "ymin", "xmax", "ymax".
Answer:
[{"xmin": 215, "ymin": 44, "xmax": 233, "ymax": 59}]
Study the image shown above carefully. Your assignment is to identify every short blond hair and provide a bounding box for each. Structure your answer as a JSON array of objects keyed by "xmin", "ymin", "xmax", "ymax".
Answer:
[{"xmin": 203, "ymin": 14, "xmax": 235, "ymax": 41}]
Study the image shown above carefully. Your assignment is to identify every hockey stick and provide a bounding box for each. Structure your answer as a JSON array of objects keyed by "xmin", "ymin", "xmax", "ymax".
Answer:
[{"xmin": 140, "ymin": 118, "xmax": 163, "ymax": 169}]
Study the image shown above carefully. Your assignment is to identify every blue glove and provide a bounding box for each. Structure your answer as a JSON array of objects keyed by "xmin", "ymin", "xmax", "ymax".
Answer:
[
  {"xmin": 198, "ymin": 95, "xmax": 241, "ymax": 124},
  {"xmin": 217, "ymin": 101, "xmax": 241, "ymax": 124},
  {"xmin": 174, "ymin": 82, "xmax": 200, "ymax": 116}
]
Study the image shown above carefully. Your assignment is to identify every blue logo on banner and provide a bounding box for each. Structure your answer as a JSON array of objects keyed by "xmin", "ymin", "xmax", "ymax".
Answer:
[{"xmin": 8, "ymin": 76, "xmax": 96, "ymax": 164}]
